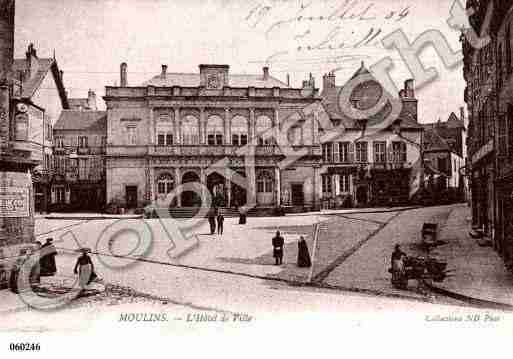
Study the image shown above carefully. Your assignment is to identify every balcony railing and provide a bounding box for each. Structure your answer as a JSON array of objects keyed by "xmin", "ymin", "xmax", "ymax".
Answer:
[{"xmin": 148, "ymin": 144, "xmax": 322, "ymax": 157}]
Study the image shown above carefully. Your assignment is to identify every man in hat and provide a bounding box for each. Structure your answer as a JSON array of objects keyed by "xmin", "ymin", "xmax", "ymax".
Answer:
[
  {"xmin": 40, "ymin": 238, "xmax": 58, "ymax": 276},
  {"xmin": 272, "ymin": 231, "xmax": 284, "ymax": 265}
]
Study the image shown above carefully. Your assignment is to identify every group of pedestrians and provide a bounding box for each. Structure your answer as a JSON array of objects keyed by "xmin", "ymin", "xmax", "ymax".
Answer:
[
  {"xmin": 271, "ymin": 231, "xmax": 312, "ymax": 268},
  {"xmin": 9, "ymin": 237, "xmax": 99, "ymax": 295},
  {"xmin": 208, "ymin": 209, "xmax": 224, "ymax": 235}
]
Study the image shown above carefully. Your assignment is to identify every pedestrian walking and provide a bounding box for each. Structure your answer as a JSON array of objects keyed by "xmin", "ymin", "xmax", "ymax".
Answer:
[
  {"xmin": 208, "ymin": 210, "xmax": 216, "ymax": 235},
  {"xmin": 297, "ymin": 236, "xmax": 311, "ymax": 268},
  {"xmin": 74, "ymin": 248, "xmax": 98, "ymax": 292},
  {"xmin": 40, "ymin": 238, "xmax": 57, "ymax": 276},
  {"xmin": 29, "ymin": 242, "xmax": 42, "ymax": 285},
  {"xmin": 217, "ymin": 213, "xmax": 224, "ymax": 235},
  {"xmin": 391, "ymin": 244, "xmax": 407, "ymax": 289},
  {"xmin": 272, "ymin": 231, "xmax": 284, "ymax": 265}
]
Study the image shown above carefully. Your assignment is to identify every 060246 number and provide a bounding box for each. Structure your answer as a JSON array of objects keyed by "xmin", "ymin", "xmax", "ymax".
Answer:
[{"xmin": 9, "ymin": 343, "xmax": 40, "ymax": 351}]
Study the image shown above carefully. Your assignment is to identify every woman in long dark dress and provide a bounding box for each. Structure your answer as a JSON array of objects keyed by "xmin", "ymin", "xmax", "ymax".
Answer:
[
  {"xmin": 74, "ymin": 249, "xmax": 96, "ymax": 291},
  {"xmin": 297, "ymin": 236, "xmax": 312, "ymax": 268},
  {"xmin": 40, "ymin": 238, "xmax": 57, "ymax": 276}
]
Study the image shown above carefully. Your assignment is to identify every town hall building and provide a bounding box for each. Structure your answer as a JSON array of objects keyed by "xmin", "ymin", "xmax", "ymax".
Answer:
[
  {"xmin": 103, "ymin": 63, "xmax": 324, "ymax": 212},
  {"xmin": 102, "ymin": 62, "xmax": 424, "ymax": 213}
]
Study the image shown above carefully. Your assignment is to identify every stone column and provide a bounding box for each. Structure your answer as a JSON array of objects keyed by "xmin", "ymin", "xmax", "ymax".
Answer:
[
  {"xmin": 225, "ymin": 167, "xmax": 232, "ymax": 207},
  {"xmin": 274, "ymin": 108, "xmax": 280, "ymax": 146},
  {"xmin": 246, "ymin": 162, "xmax": 257, "ymax": 208},
  {"xmin": 249, "ymin": 108, "xmax": 256, "ymax": 145},
  {"xmin": 200, "ymin": 107, "xmax": 206, "ymax": 144},
  {"xmin": 150, "ymin": 108, "xmax": 156, "ymax": 145},
  {"xmin": 150, "ymin": 166, "xmax": 155, "ymax": 201},
  {"xmin": 275, "ymin": 166, "xmax": 281, "ymax": 206},
  {"xmin": 174, "ymin": 107, "xmax": 181, "ymax": 144},
  {"xmin": 225, "ymin": 108, "xmax": 231, "ymax": 145},
  {"xmin": 174, "ymin": 167, "xmax": 181, "ymax": 207},
  {"xmin": 200, "ymin": 167, "xmax": 207, "ymax": 206},
  {"xmin": 312, "ymin": 166, "xmax": 318, "ymax": 209},
  {"xmin": 334, "ymin": 174, "xmax": 340, "ymax": 196}
]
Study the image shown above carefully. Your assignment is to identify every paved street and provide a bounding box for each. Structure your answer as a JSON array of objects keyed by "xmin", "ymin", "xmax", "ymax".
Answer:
[{"xmin": 3, "ymin": 203, "xmax": 512, "ymax": 331}]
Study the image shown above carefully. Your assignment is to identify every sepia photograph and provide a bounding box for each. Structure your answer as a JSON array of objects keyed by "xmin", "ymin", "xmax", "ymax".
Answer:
[{"xmin": 0, "ymin": 0, "xmax": 512, "ymax": 357}]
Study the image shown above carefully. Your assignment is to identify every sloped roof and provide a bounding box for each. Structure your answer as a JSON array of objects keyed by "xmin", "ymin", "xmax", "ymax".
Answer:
[
  {"xmin": 446, "ymin": 112, "xmax": 465, "ymax": 128},
  {"xmin": 423, "ymin": 128, "xmax": 451, "ymax": 152},
  {"xmin": 12, "ymin": 58, "xmax": 55, "ymax": 98},
  {"xmin": 68, "ymin": 98, "xmax": 89, "ymax": 109},
  {"xmin": 54, "ymin": 110, "xmax": 107, "ymax": 132},
  {"xmin": 142, "ymin": 73, "xmax": 289, "ymax": 88},
  {"xmin": 320, "ymin": 64, "xmax": 423, "ymax": 131}
]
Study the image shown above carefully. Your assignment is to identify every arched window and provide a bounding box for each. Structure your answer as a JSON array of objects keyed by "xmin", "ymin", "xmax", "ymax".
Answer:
[
  {"xmin": 231, "ymin": 115, "xmax": 248, "ymax": 146},
  {"xmin": 182, "ymin": 115, "xmax": 200, "ymax": 145},
  {"xmin": 287, "ymin": 124, "xmax": 303, "ymax": 146},
  {"xmin": 256, "ymin": 115, "xmax": 273, "ymax": 146},
  {"xmin": 157, "ymin": 173, "xmax": 175, "ymax": 194},
  {"xmin": 256, "ymin": 170, "xmax": 273, "ymax": 193},
  {"xmin": 156, "ymin": 113, "xmax": 173, "ymax": 146},
  {"xmin": 207, "ymin": 115, "xmax": 224, "ymax": 145}
]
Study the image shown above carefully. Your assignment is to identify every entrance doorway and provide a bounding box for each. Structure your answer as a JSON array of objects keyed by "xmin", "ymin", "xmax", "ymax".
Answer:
[
  {"xmin": 125, "ymin": 186, "xmax": 138, "ymax": 208},
  {"xmin": 356, "ymin": 185, "xmax": 368, "ymax": 205},
  {"xmin": 291, "ymin": 184, "xmax": 304, "ymax": 206},
  {"xmin": 181, "ymin": 171, "xmax": 201, "ymax": 207},
  {"xmin": 207, "ymin": 172, "xmax": 227, "ymax": 207},
  {"xmin": 230, "ymin": 170, "xmax": 247, "ymax": 208}
]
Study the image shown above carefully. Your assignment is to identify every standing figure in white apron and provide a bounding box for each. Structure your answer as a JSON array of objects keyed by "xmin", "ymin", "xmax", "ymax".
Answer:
[{"xmin": 73, "ymin": 249, "xmax": 96, "ymax": 292}]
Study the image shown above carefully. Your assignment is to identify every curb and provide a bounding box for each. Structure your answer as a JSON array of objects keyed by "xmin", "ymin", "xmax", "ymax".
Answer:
[
  {"xmin": 39, "ymin": 215, "xmax": 143, "ymax": 220},
  {"xmin": 290, "ymin": 206, "xmax": 421, "ymax": 217},
  {"xmin": 426, "ymin": 282, "xmax": 513, "ymax": 311}
]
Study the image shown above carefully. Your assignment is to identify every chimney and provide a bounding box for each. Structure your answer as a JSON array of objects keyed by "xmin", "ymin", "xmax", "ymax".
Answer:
[
  {"xmin": 404, "ymin": 79, "xmax": 415, "ymax": 98},
  {"xmin": 323, "ymin": 72, "xmax": 336, "ymax": 90},
  {"xmin": 87, "ymin": 89, "xmax": 97, "ymax": 111},
  {"xmin": 120, "ymin": 62, "xmax": 127, "ymax": 87},
  {"xmin": 161, "ymin": 64, "xmax": 168, "ymax": 77},
  {"xmin": 263, "ymin": 66, "xmax": 269, "ymax": 81},
  {"xmin": 25, "ymin": 43, "xmax": 40, "ymax": 80},
  {"xmin": 460, "ymin": 106, "xmax": 465, "ymax": 122},
  {"xmin": 286, "ymin": 73, "xmax": 290, "ymax": 87}
]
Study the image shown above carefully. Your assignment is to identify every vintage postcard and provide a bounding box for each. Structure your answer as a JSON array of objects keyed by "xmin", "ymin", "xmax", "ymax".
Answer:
[{"xmin": 0, "ymin": 0, "xmax": 512, "ymax": 357}]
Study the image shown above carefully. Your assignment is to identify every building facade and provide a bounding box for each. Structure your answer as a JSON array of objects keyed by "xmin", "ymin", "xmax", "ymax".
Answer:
[
  {"xmin": 1, "ymin": 0, "xmax": 69, "ymax": 286},
  {"xmin": 104, "ymin": 64, "xmax": 323, "ymax": 211},
  {"xmin": 318, "ymin": 65, "xmax": 423, "ymax": 208},
  {"xmin": 463, "ymin": 0, "xmax": 513, "ymax": 270},
  {"xmin": 422, "ymin": 111, "xmax": 467, "ymax": 202},
  {"xmin": 11, "ymin": 44, "xmax": 69, "ymax": 213},
  {"xmin": 102, "ymin": 62, "xmax": 425, "ymax": 212},
  {"xmin": 52, "ymin": 103, "xmax": 106, "ymax": 212},
  {"xmin": 463, "ymin": 0, "xmax": 497, "ymax": 239}
]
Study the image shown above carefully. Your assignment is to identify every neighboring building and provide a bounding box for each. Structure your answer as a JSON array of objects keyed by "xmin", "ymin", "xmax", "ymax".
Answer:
[
  {"xmin": 11, "ymin": 43, "xmax": 69, "ymax": 212},
  {"xmin": 422, "ymin": 111, "xmax": 467, "ymax": 202},
  {"xmin": 463, "ymin": 0, "xmax": 513, "ymax": 270},
  {"xmin": 103, "ymin": 63, "xmax": 323, "ymax": 211},
  {"xmin": 463, "ymin": 0, "xmax": 497, "ymax": 239},
  {"xmin": 52, "ymin": 104, "xmax": 107, "ymax": 212},
  {"xmin": 1, "ymin": 0, "xmax": 68, "ymax": 286},
  {"xmin": 69, "ymin": 89, "xmax": 98, "ymax": 111},
  {"xmin": 318, "ymin": 64, "xmax": 424, "ymax": 208}
]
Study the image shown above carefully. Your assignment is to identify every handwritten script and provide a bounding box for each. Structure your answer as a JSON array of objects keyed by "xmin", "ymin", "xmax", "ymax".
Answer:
[{"xmin": 244, "ymin": 0, "xmax": 412, "ymax": 67}]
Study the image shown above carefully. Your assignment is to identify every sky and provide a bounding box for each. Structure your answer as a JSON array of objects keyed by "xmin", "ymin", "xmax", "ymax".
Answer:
[{"xmin": 14, "ymin": 0, "xmax": 467, "ymax": 123}]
